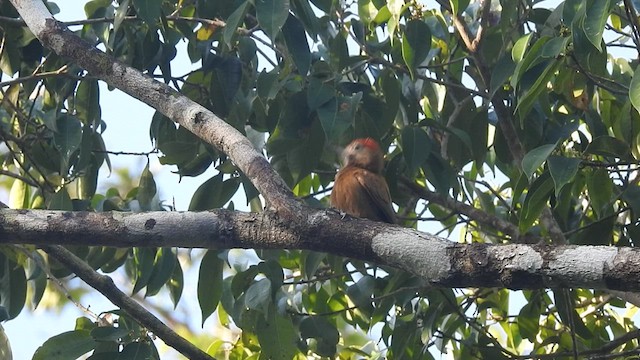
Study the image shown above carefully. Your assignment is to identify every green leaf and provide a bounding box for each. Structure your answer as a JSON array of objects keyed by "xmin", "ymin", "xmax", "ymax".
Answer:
[
  {"xmin": 520, "ymin": 172, "xmax": 554, "ymax": 232},
  {"xmin": 188, "ymin": 174, "xmax": 240, "ymax": 210},
  {"xmin": 120, "ymin": 341, "xmax": 157, "ymax": 359},
  {"xmin": 517, "ymin": 298, "xmax": 541, "ymax": 341},
  {"xmin": 511, "ymin": 33, "xmax": 533, "ymax": 63},
  {"xmin": 622, "ymin": 185, "xmax": 640, "ymax": 216},
  {"xmin": 84, "ymin": 0, "xmax": 111, "ymax": 18},
  {"xmin": 256, "ymin": 0, "xmax": 290, "ymax": 40},
  {"xmin": 584, "ymin": 136, "xmax": 632, "ymax": 160},
  {"xmin": 303, "ymin": 252, "xmax": 325, "ymax": 279},
  {"xmin": 581, "ymin": 0, "xmax": 612, "ymax": 51},
  {"xmin": 198, "ymin": 250, "xmax": 224, "ymax": 326},
  {"xmin": 282, "ymin": 14, "xmax": 311, "ymax": 76},
  {"xmin": 223, "ymin": 1, "xmax": 250, "ymax": 46},
  {"xmin": 372, "ymin": 4, "xmax": 391, "ymax": 25},
  {"xmin": 562, "ymin": 0, "xmax": 585, "ymax": 25},
  {"xmin": 256, "ymin": 260, "xmax": 284, "ymax": 290},
  {"xmin": 317, "ymin": 92, "xmax": 361, "ymax": 141},
  {"xmin": 132, "ymin": 248, "xmax": 156, "ymax": 295},
  {"xmin": 521, "ymin": 143, "xmax": 556, "ymax": 179},
  {"xmin": 553, "ymin": 290, "xmax": 593, "ymax": 340},
  {"xmin": 346, "ymin": 275, "xmax": 375, "ymax": 315},
  {"xmin": 145, "ymin": 248, "xmax": 177, "ymax": 297},
  {"xmin": 490, "ymin": 55, "xmax": 516, "ymax": 95},
  {"xmin": 587, "ymin": 168, "xmax": 613, "ymax": 218},
  {"xmin": 133, "ymin": 0, "xmax": 162, "ymax": 25},
  {"xmin": 511, "ymin": 36, "xmax": 550, "ymax": 89},
  {"xmin": 137, "ymin": 163, "xmax": 157, "ymax": 210},
  {"xmin": 299, "ymin": 317, "xmax": 340, "ymax": 356},
  {"xmin": 515, "ymin": 59, "xmax": 560, "ymax": 123},
  {"xmin": 401, "ymin": 126, "xmax": 431, "ymax": 175},
  {"xmin": 244, "ymin": 278, "xmax": 272, "ymax": 314},
  {"xmin": 54, "ymin": 114, "xmax": 82, "ymax": 170},
  {"xmin": 46, "ymin": 188, "xmax": 73, "ymax": 211},
  {"xmin": 8, "ymin": 179, "xmax": 29, "ymax": 209},
  {"xmin": 33, "ymin": 330, "xmax": 97, "ymax": 360},
  {"xmin": 450, "ymin": 0, "xmax": 470, "ymax": 15},
  {"xmin": 630, "ymin": 65, "xmax": 640, "ymax": 113},
  {"xmin": 547, "ymin": 156, "xmax": 581, "ymax": 196},
  {"xmin": 168, "ymin": 260, "xmax": 184, "ymax": 308},
  {"xmin": 0, "ymin": 32, "xmax": 21, "ymax": 75},
  {"xmin": 90, "ymin": 326, "xmax": 130, "ymax": 342},
  {"xmin": 358, "ymin": 0, "xmax": 378, "ymax": 25},
  {"xmin": 307, "ymin": 78, "xmax": 335, "ymax": 111},
  {"xmin": 401, "ymin": 19, "xmax": 431, "ymax": 78},
  {"xmin": 75, "ymin": 79, "xmax": 100, "ymax": 126},
  {"xmin": 0, "ymin": 254, "xmax": 26, "ymax": 320},
  {"xmin": 30, "ymin": 266, "xmax": 47, "ymax": 310},
  {"xmin": 256, "ymin": 308, "xmax": 299, "ymax": 359},
  {"xmin": 540, "ymin": 36, "xmax": 569, "ymax": 58}
]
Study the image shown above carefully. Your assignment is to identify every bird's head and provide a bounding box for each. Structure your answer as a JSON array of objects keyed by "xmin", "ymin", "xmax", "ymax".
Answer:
[{"xmin": 342, "ymin": 138, "xmax": 385, "ymax": 174}]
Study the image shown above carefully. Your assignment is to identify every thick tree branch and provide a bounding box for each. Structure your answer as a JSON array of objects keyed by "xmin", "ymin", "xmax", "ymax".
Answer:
[
  {"xmin": 42, "ymin": 245, "xmax": 214, "ymax": 360},
  {"xmin": 1, "ymin": 208, "xmax": 640, "ymax": 291}
]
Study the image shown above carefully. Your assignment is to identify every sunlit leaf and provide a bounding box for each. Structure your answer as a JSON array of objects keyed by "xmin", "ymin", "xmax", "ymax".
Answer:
[
  {"xmin": 581, "ymin": 0, "xmax": 612, "ymax": 51},
  {"xmin": 629, "ymin": 65, "xmax": 640, "ymax": 114},
  {"xmin": 8, "ymin": 179, "xmax": 29, "ymax": 210},
  {"xmin": 512, "ymin": 33, "xmax": 533, "ymax": 63}
]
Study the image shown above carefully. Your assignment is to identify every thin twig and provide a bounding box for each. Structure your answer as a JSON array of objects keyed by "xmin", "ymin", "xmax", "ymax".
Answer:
[
  {"xmin": 13, "ymin": 245, "xmax": 99, "ymax": 320},
  {"xmin": 93, "ymin": 149, "xmax": 158, "ymax": 156},
  {"xmin": 0, "ymin": 67, "xmax": 71, "ymax": 88}
]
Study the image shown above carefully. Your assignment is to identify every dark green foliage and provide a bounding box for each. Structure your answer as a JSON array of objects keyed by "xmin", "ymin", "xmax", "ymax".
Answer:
[{"xmin": 1, "ymin": 0, "xmax": 640, "ymax": 358}]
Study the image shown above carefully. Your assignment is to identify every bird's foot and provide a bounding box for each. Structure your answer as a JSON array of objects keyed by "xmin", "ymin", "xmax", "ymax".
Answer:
[{"xmin": 329, "ymin": 207, "xmax": 348, "ymax": 220}]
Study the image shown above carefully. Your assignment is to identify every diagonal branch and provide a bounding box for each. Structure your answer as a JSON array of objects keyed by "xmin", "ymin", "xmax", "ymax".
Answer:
[
  {"xmin": 41, "ymin": 244, "xmax": 214, "ymax": 360},
  {"xmin": 9, "ymin": 0, "xmax": 300, "ymax": 217}
]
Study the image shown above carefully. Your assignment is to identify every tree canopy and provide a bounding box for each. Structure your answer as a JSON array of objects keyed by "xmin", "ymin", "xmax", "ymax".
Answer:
[{"xmin": 2, "ymin": 0, "xmax": 640, "ymax": 358}]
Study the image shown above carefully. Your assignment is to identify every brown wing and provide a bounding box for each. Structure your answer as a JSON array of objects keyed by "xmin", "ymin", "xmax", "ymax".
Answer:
[
  {"xmin": 331, "ymin": 166, "xmax": 395, "ymax": 223},
  {"xmin": 353, "ymin": 169, "xmax": 396, "ymax": 224}
]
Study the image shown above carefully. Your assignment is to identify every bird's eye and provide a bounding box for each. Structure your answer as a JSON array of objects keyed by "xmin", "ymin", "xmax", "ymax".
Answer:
[{"xmin": 354, "ymin": 144, "xmax": 361, "ymax": 150}]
